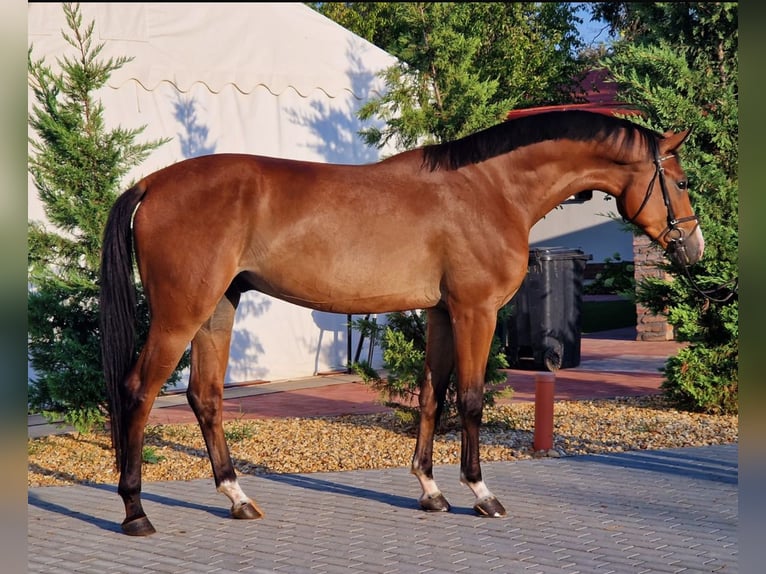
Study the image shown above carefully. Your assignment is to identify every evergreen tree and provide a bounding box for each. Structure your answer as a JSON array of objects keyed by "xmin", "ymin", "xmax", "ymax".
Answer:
[
  {"xmin": 350, "ymin": 311, "xmax": 509, "ymax": 424},
  {"xmin": 27, "ymin": 3, "xmax": 176, "ymax": 432},
  {"xmin": 309, "ymin": 2, "xmax": 586, "ymax": 148},
  {"xmin": 593, "ymin": 2, "xmax": 738, "ymax": 413}
]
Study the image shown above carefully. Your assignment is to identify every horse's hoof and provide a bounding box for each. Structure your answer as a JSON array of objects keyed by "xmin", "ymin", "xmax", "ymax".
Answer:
[
  {"xmin": 121, "ymin": 515, "xmax": 156, "ymax": 536},
  {"xmin": 231, "ymin": 500, "xmax": 265, "ymax": 520},
  {"xmin": 473, "ymin": 496, "xmax": 507, "ymax": 518},
  {"xmin": 419, "ymin": 492, "xmax": 451, "ymax": 512}
]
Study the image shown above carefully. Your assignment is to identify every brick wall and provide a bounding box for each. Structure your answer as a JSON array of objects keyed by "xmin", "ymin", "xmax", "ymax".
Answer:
[{"xmin": 632, "ymin": 234, "xmax": 675, "ymax": 341}]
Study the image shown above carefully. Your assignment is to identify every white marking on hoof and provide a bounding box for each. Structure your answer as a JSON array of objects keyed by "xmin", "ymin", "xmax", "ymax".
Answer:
[
  {"xmin": 217, "ymin": 479, "xmax": 252, "ymax": 507},
  {"xmin": 412, "ymin": 468, "xmax": 442, "ymax": 500},
  {"xmin": 461, "ymin": 476, "xmax": 494, "ymax": 504}
]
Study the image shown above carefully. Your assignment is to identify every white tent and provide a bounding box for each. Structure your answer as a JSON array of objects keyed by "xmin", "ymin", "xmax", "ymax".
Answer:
[{"xmin": 28, "ymin": 2, "xmax": 398, "ymax": 385}]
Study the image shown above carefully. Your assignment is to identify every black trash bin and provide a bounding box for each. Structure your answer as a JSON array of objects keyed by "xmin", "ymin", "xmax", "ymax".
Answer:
[{"xmin": 498, "ymin": 247, "xmax": 592, "ymax": 371}]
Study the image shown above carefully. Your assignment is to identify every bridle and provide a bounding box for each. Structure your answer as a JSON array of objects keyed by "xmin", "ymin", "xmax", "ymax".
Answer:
[
  {"xmin": 622, "ymin": 151, "xmax": 699, "ymax": 261},
  {"xmin": 622, "ymin": 150, "xmax": 737, "ymax": 304}
]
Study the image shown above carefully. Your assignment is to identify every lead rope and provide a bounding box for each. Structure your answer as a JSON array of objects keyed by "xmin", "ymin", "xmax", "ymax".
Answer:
[{"xmin": 675, "ymin": 261, "xmax": 738, "ymax": 304}]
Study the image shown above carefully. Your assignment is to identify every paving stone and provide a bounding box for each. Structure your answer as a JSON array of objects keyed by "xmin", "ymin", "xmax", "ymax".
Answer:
[{"xmin": 28, "ymin": 444, "xmax": 737, "ymax": 573}]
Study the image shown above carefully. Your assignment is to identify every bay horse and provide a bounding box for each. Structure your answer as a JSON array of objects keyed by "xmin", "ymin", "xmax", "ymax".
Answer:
[{"xmin": 100, "ymin": 110, "xmax": 704, "ymax": 536}]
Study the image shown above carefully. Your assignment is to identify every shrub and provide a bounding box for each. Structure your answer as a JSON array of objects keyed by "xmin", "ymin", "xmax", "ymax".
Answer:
[
  {"xmin": 584, "ymin": 253, "xmax": 635, "ymax": 298},
  {"xmin": 350, "ymin": 311, "xmax": 511, "ymax": 427}
]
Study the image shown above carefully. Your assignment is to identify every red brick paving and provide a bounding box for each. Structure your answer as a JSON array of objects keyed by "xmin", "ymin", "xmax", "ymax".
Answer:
[
  {"xmin": 147, "ymin": 329, "xmax": 685, "ymax": 426},
  {"xmin": 148, "ymin": 384, "xmax": 390, "ymax": 425}
]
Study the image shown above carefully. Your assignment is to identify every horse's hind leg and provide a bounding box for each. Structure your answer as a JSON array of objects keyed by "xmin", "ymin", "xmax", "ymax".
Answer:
[
  {"xmin": 187, "ymin": 290, "xmax": 264, "ymax": 521},
  {"xmin": 118, "ymin": 330, "xmax": 192, "ymax": 536},
  {"xmin": 412, "ymin": 306, "xmax": 454, "ymax": 512}
]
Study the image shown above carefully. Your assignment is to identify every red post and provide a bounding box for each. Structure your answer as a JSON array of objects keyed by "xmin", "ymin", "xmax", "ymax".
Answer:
[{"xmin": 533, "ymin": 373, "xmax": 555, "ymax": 452}]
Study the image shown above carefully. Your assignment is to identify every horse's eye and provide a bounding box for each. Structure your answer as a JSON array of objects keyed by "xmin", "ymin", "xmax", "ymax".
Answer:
[{"xmin": 677, "ymin": 180, "xmax": 688, "ymax": 191}]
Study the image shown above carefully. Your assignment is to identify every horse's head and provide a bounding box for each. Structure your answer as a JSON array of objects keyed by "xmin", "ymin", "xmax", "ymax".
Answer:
[{"xmin": 619, "ymin": 129, "xmax": 704, "ymax": 267}]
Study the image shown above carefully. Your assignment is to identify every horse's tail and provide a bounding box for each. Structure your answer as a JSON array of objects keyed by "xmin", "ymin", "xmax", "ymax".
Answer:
[{"xmin": 99, "ymin": 184, "xmax": 146, "ymax": 468}]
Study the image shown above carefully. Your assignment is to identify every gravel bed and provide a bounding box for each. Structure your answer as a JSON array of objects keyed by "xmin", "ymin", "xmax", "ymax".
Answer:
[{"xmin": 28, "ymin": 395, "xmax": 738, "ymax": 488}]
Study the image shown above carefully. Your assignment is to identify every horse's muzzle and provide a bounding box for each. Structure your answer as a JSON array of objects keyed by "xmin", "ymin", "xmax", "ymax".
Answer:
[{"xmin": 665, "ymin": 226, "xmax": 704, "ymax": 267}]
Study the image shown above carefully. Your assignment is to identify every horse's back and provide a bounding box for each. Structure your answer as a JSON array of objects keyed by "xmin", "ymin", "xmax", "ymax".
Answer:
[{"xmin": 130, "ymin": 154, "xmax": 447, "ymax": 313}]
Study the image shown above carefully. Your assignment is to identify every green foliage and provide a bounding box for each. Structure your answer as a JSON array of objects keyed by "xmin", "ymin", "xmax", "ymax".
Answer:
[
  {"xmin": 310, "ymin": 2, "xmax": 587, "ymax": 149},
  {"xmin": 141, "ymin": 446, "xmax": 165, "ymax": 465},
  {"xmin": 350, "ymin": 311, "xmax": 510, "ymax": 423},
  {"xmin": 593, "ymin": 1, "xmax": 738, "ymax": 82},
  {"xmin": 584, "ymin": 253, "xmax": 635, "ymax": 298},
  {"xmin": 224, "ymin": 420, "xmax": 256, "ymax": 443},
  {"xmin": 661, "ymin": 342, "xmax": 738, "ymax": 416},
  {"xmin": 27, "ymin": 3, "xmax": 181, "ymax": 433},
  {"xmin": 596, "ymin": 3, "xmax": 738, "ymax": 413}
]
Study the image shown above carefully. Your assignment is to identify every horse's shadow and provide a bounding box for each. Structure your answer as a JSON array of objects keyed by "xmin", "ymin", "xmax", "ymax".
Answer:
[
  {"xmin": 29, "ymin": 469, "xmax": 476, "ymax": 533},
  {"xmin": 258, "ymin": 471, "xmax": 477, "ymax": 516},
  {"xmin": 28, "ymin": 485, "xmax": 122, "ymax": 533},
  {"xmin": 28, "ymin": 481, "xmax": 229, "ymax": 533}
]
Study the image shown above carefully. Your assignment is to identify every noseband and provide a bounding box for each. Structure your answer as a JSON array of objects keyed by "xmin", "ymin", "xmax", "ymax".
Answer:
[{"xmin": 622, "ymin": 151, "xmax": 699, "ymax": 265}]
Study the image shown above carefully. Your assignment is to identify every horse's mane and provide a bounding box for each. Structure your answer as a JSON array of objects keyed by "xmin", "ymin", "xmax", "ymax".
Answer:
[{"xmin": 421, "ymin": 110, "xmax": 662, "ymax": 171}]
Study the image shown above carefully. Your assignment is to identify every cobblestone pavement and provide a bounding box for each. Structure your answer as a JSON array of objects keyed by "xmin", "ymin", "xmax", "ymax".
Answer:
[{"xmin": 28, "ymin": 443, "xmax": 737, "ymax": 573}]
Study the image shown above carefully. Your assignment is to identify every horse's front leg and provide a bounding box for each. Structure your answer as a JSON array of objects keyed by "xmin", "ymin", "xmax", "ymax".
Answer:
[
  {"xmin": 411, "ymin": 307, "xmax": 454, "ymax": 511},
  {"xmin": 188, "ymin": 294, "xmax": 264, "ymax": 521},
  {"xmin": 452, "ymin": 305, "xmax": 507, "ymax": 518}
]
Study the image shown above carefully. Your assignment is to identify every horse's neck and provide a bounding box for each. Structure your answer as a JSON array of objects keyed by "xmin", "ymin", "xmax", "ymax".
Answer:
[{"xmin": 495, "ymin": 141, "xmax": 633, "ymax": 224}]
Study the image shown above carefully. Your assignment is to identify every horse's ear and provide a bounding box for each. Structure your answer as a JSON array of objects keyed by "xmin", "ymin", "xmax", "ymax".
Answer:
[{"xmin": 660, "ymin": 128, "xmax": 693, "ymax": 154}]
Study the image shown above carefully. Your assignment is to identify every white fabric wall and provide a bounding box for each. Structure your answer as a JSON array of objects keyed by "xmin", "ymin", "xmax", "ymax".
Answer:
[{"xmin": 28, "ymin": 3, "xmax": 397, "ymax": 384}]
